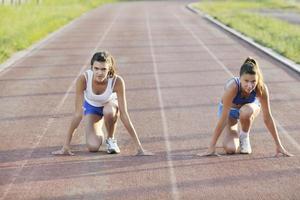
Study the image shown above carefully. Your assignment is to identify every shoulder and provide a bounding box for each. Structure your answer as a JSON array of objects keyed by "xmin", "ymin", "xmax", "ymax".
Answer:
[
  {"xmin": 76, "ymin": 73, "xmax": 87, "ymax": 90},
  {"xmin": 258, "ymin": 83, "xmax": 269, "ymax": 99},
  {"xmin": 224, "ymin": 78, "xmax": 238, "ymax": 94},
  {"xmin": 78, "ymin": 73, "xmax": 86, "ymax": 83},
  {"xmin": 114, "ymin": 75, "xmax": 125, "ymax": 87}
]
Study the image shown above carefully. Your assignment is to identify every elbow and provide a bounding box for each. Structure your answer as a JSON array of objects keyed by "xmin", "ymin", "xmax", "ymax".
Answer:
[
  {"xmin": 119, "ymin": 110, "xmax": 127, "ymax": 118},
  {"xmin": 119, "ymin": 113, "xmax": 127, "ymax": 122},
  {"xmin": 263, "ymin": 116, "xmax": 269, "ymax": 125},
  {"xmin": 119, "ymin": 111, "xmax": 129, "ymax": 123},
  {"xmin": 263, "ymin": 114, "xmax": 272, "ymax": 125}
]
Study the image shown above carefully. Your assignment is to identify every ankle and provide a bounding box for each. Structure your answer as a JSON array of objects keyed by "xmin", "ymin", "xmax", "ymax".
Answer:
[{"xmin": 240, "ymin": 130, "xmax": 249, "ymax": 138}]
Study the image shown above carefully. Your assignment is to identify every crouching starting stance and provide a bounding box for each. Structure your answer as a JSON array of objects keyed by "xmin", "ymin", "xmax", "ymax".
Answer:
[
  {"xmin": 201, "ymin": 57, "xmax": 293, "ymax": 157},
  {"xmin": 52, "ymin": 51, "xmax": 153, "ymax": 156}
]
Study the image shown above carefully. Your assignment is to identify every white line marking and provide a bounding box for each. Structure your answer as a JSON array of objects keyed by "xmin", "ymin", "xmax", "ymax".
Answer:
[
  {"xmin": 174, "ymin": 13, "xmax": 300, "ymax": 152},
  {"xmin": 0, "ymin": 11, "xmax": 121, "ymax": 200},
  {"xmin": 186, "ymin": 3, "xmax": 300, "ymax": 74},
  {"xmin": 146, "ymin": 12, "xmax": 180, "ymax": 200},
  {"xmin": 276, "ymin": 120, "xmax": 300, "ymax": 152}
]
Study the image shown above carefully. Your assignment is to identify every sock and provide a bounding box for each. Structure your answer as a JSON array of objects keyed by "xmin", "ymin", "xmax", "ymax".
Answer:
[{"xmin": 240, "ymin": 130, "xmax": 249, "ymax": 138}]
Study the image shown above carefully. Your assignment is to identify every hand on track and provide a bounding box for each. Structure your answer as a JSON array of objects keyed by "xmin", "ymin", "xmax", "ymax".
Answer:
[
  {"xmin": 135, "ymin": 149, "xmax": 154, "ymax": 156},
  {"xmin": 52, "ymin": 146, "xmax": 75, "ymax": 156}
]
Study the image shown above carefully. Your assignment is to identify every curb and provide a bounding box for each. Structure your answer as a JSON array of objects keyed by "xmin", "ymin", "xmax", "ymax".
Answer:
[{"xmin": 186, "ymin": 3, "xmax": 300, "ymax": 74}]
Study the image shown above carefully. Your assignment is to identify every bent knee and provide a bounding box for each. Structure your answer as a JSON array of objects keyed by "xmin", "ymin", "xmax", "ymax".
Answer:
[
  {"xmin": 104, "ymin": 111, "xmax": 118, "ymax": 123},
  {"xmin": 104, "ymin": 112, "xmax": 115, "ymax": 119},
  {"xmin": 86, "ymin": 138, "xmax": 102, "ymax": 152},
  {"xmin": 224, "ymin": 148, "xmax": 238, "ymax": 154},
  {"xmin": 239, "ymin": 108, "xmax": 254, "ymax": 121},
  {"xmin": 104, "ymin": 104, "xmax": 117, "ymax": 115},
  {"xmin": 223, "ymin": 144, "xmax": 239, "ymax": 154},
  {"xmin": 87, "ymin": 144, "xmax": 100, "ymax": 152}
]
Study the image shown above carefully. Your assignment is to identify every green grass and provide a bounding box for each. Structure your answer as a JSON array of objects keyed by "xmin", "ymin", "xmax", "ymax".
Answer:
[
  {"xmin": 192, "ymin": 0, "xmax": 300, "ymax": 64},
  {"xmin": 0, "ymin": 0, "xmax": 117, "ymax": 64}
]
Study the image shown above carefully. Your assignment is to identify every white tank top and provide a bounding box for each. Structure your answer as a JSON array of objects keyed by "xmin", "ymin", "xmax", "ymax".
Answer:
[{"xmin": 84, "ymin": 69, "xmax": 117, "ymax": 107}]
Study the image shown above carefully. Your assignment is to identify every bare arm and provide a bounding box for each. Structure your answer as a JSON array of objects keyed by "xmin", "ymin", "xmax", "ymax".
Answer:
[
  {"xmin": 114, "ymin": 76, "xmax": 152, "ymax": 155},
  {"xmin": 259, "ymin": 85, "xmax": 293, "ymax": 157},
  {"xmin": 52, "ymin": 74, "xmax": 86, "ymax": 155},
  {"xmin": 201, "ymin": 80, "xmax": 237, "ymax": 156}
]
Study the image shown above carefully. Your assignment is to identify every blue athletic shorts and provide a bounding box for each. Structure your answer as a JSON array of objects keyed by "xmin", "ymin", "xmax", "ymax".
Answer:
[
  {"xmin": 217, "ymin": 99, "xmax": 260, "ymax": 120},
  {"xmin": 218, "ymin": 103, "xmax": 240, "ymax": 119},
  {"xmin": 83, "ymin": 101, "xmax": 104, "ymax": 116}
]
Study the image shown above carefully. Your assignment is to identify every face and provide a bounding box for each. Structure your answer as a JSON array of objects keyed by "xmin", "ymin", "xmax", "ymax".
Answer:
[
  {"xmin": 92, "ymin": 61, "xmax": 110, "ymax": 83},
  {"xmin": 240, "ymin": 73, "xmax": 258, "ymax": 94}
]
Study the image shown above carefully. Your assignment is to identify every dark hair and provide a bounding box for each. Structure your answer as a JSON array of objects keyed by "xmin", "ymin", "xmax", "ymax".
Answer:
[
  {"xmin": 90, "ymin": 51, "xmax": 117, "ymax": 78},
  {"xmin": 240, "ymin": 57, "xmax": 264, "ymax": 95}
]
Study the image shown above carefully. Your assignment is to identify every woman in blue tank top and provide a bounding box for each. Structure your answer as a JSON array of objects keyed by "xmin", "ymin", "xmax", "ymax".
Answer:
[
  {"xmin": 201, "ymin": 57, "xmax": 292, "ymax": 156},
  {"xmin": 52, "ymin": 51, "xmax": 153, "ymax": 156}
]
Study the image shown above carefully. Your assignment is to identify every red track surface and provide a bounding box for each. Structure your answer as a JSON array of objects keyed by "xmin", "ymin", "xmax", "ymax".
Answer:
[{"xmin": 1, "ymin": 1, "xmax": 300, "ymax": 200}]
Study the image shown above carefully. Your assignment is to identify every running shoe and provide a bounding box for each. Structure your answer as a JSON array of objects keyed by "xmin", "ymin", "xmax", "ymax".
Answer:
[
  {"xmin": 106, "ymin": 138, "xmax": 120, "ymax": 154},
  {"xmin": 240, "ymin": 134, "xmax": 252, "ymax": 154}
]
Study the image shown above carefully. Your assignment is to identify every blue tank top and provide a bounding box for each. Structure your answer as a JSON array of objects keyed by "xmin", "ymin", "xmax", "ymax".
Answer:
[{"xmin": 232, "ymin": 77, "xmax": 257, "ymax": 105}]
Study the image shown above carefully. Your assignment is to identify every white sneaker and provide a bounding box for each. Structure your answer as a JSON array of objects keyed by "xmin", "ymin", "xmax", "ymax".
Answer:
[
  {"xmin": 106, "ymin": 138, "xmax": 120, "ymax": 154},
  {"xmin": 240, "ymin": 134, "xmax": 252, "ymax": 154}
]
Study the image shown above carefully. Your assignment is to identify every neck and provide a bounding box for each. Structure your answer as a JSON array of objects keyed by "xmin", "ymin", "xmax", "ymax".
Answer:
[
  {"xmin": 93, "ymin": 77, "xmax": 108, "ymax": 85},
  {"xmin": 241, "ymin": 90, "xmax": 251, "ymax": 98}
]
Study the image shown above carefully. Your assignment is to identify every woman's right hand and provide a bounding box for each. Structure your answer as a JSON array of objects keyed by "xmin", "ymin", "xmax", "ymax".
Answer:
[
  {"xmin": 197, "ymin": 146, "xmax": 220, "ymax": 157},
  {"xmin": 135, "ymin": 148, "xmax": 154, "ymax": 156},
  {"xmin": 275, "ymin": 145, "xmax": 293, "ymax": 157},
  {"xmin": 51, "ymin": 146, "xmax": 75, "ymax": 156}
]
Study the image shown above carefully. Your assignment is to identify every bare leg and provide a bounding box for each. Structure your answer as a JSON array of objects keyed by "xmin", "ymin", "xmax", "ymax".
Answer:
[
  {"xmin": 239, "ymin": 103, "xmax": 260, "ymax": 132},
  {"xmin": 103, "ymin": 102, "xmax": 118, "ymax": 139},
  {"xmin": 84, "ymin": 114, "xmax": 104, "ymax": 152},
  {"xmin": 239, "ymin": 103, "xmax": 260, "ymax": 154},
  {"xmin": 222, "ymin": 117, "xmax": 239, "ymax": 154}
]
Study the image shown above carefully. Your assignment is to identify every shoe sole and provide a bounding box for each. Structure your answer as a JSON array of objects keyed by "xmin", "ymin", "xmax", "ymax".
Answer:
[
  {"xmin": 107, "ymin": 149, "xmax": 120, "ymax": 154},
  {"xmin": 240, "ymin": 151, "xmax": 252, "ymax": 154}
]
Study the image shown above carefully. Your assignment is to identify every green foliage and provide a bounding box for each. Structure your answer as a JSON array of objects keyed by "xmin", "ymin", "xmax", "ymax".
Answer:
[
  {"xmin": 0, "ymin": 0, "xmax": 116, "ymax": 64},
  {"xmin": 193, "ymin": 0, "xmax": 300, "ymax": 63}
]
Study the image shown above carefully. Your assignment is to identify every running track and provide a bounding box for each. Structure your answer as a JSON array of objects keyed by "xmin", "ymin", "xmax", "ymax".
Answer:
[{"xmin": 1, "ymin": 1, "xmax": 300, "ymax": 199}]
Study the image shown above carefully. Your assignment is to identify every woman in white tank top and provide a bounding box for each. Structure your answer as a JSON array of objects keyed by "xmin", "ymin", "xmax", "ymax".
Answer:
[{"xmin": 52, "ymin": 51, "xmax": 153, "ymax": 156}]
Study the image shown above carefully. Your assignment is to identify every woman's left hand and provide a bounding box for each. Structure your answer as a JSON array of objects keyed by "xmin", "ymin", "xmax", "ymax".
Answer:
[
  {"xmin": 275, "ymin": 146, "xmax": 294, "ymax": 157},
  {"xmin": 135, "ymin": 149, "xmax": 154, "ymax": 156}
]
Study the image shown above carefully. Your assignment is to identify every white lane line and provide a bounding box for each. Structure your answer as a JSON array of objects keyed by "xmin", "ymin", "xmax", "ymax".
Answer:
[
  {"xmin": 276, "ymin": 121, "xmax": 300, "ymax": 152},
  {"xmin": 146, "ymin": 12, "xmax": 180, "ymax": 200},
  {"xmin": 0, "ymin": 11, "xmax": 121, "ymax": 200},
  {"xmin": 174, "ymin": 13, "xmax": 300, "ymax": 152}
]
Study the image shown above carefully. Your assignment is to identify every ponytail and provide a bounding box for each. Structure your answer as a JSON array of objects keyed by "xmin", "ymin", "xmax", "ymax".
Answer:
[
  {"xmin": 240, "ymin": 57, "xmax": 265, "ymax": 96},
  {"xmin": 107, "ymin": 54, "xmax": 117, "ymax": 78}
]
